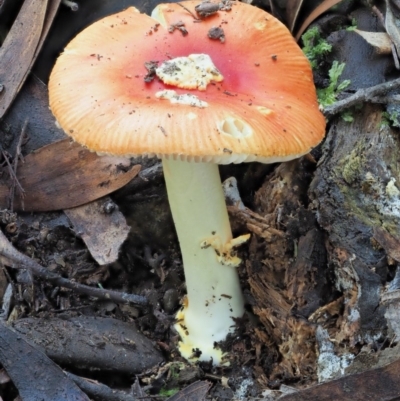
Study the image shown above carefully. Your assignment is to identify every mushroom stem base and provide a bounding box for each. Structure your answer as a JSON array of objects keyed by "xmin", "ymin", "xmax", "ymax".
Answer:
[{"xmin": 162, "ymin": 158, "xmax": 245, "ymax": 365}]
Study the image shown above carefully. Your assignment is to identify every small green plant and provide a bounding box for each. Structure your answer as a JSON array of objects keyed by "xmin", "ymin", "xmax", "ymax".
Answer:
[
  {"xmin": 301, "ymin": 26, "xmax": 332, "ymax": 69},
  {"xmin": 317, "ymin": 61, "xmax": 351, "ymax": 109},
  {"xmin": 381, "ymin": 110, "xmax": 400, "ymax": 128},
  {"xmin": 302, "ymin": 26, "xmax": 352, "ymax": 117},
  {"xmin": 346, "ymin": 18, "xmax": 358, "ymax": 31},
  {"xmin": 341, "ymin": 110, "xmax": 354, "ymax": 122},
  {"xmin": 159, "ymin": 388, "xmax": 179, "ymax": 398}
]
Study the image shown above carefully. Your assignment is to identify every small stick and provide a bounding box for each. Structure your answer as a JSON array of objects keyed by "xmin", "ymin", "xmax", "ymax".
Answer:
[
  {"xmin": 0, "ymin": 229, "xmax": 148, "ymax": 306},
  {"xmin": 65, "ymin": 372, "xmax": 139, "ymax": 401},
  {"xmin": 176, "ymin": 2, "xmax": 200, "ymax": 20},
  {"xmin": 9, "ymin": 120, "xmax": 28, "ymax": 211},
  {"xmin": 368, "ymin": 94, "xmax": 400, "ymax": 103},
  {"xmin": 0, "ymin": 150, "xmax": 24, "ymax": 200},
  {"xmin": 323, "ymin": 77, "xmax": 400, "ymax": 118},
  {"xmin": 372, "ymin": 5, "xmax": 385, "ymax": 27}
]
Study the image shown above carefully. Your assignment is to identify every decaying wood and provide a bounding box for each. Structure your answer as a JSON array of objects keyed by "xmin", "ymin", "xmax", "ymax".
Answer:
[
  {"xmin": 243, "ymin": 103, "xmax": 400, "ymax": 386},
  {"xmin": 373, "ymin": 226, "xmax": 400, "ymax": 263},
  {"xmin": 0, "ymin": 139, "xmax": 141, "ymax": 212},
  {"xmin": 311, "ymin": 104, "xmax": 394, "ymax": 343},
  {"xmin": 243, "ymin": 159, "xmax": 330, "ymax": 382}
]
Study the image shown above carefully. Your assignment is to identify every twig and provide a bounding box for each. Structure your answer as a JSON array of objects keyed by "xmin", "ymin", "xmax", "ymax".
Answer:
[
  {"xmin": 65, "ymin": 372, "xmax": 139, "ymax": 401},
  {"xmin": 0, "ymin": 150, "xmax": 24, "ymax": 201},
  {"xmin": 372, "ymin": 5, "xmax": 385, "ymax": 28},
  {"xmin": 176, "ymin": 2, "xmax": 200, "ymax": 20},
  {"xmin": 0, "ymin": 229, "xmax": 148, "ymax": 306},
  {"xmin": 9, "ymin": 121, "xmax": 28, "ymax": 211},
  {"xmin": 323, "ymin": 78, "xmax": 400, "ymax": 118},
  {"xmin": 368, "ymin": 94, "xmax": 400, "ymax": 104}
]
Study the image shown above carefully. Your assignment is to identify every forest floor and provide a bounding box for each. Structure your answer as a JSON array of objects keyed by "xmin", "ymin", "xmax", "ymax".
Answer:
[{"xmin": 0, "ymin": 0, "xmax": 400, "ymax": 400}]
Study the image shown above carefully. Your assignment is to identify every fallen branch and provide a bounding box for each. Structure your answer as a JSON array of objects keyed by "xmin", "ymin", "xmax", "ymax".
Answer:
[
  {"xmin": 323, "ymin": 77, "xmax": 400, "ymax": 118},
  {"xmin": 0, "ymin": 229, "xmax": 148, "ymax": 306}
]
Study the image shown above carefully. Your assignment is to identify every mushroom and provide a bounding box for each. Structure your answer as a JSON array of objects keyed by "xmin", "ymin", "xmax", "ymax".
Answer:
[{"xmin": 48, "ymin": 1, "xmax": 326, "ymax": 365}]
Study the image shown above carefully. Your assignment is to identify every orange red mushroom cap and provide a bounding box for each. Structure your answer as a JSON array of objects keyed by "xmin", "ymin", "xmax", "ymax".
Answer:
[{"xmin": 49, "ymin": 1, "xmax": 325, "ymax": 164}]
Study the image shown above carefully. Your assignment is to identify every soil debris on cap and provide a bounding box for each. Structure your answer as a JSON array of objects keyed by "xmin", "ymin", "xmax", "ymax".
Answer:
[
  {"xmin": 144, "ymin": 60, "xmax": 159, "ymax": 83},
  {"xmin": 168, "ymin": 21, "xmax": 188, "ymax": 36},
  {"xmin": 208, "ymin": 26, "xmax": 225, "ymax": 42}
]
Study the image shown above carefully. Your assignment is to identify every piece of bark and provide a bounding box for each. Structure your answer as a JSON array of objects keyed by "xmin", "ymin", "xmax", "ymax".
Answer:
[
  {"xmin": 279, "ymin": 358, "xmax": 400, "ymax": 400},
  {"xmin": 12, "ymin": 316, "xmax": 164, "ymax": 374},
  {"xmin": 0, "ymin": 320, "xmax": 90, "ymax": 401},
  {"xmin": 373, "ymin": 227, "xmax": 400, "ymax": 263},
  {"xmin": 0, "ymin": 139, "xmax": 141, "ymax": 211},
  {"xmin": 0, "ymin": 0, "xmax": 48, "ymax": 119},
  {"xmin": 310, "ymin": 105, "xmax": 394, "ymax": 326},
  {"xmin": 285, "ymin": 228, "xmax": 329, "ymax": 317},
  {"xmin": 65, "ymin": 197, "xmax": 131, "ymax": 265}
]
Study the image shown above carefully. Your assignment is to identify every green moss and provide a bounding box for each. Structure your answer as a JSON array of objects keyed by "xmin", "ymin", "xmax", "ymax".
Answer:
[
  {"xmin": 341, "ymin": 149, "xmax": 364, "ymax": 184},
  {"xmin": 334, "ymin": 143, "xmax": 400, "ymax": 235},
  {"xmin": 317, "ymin": 61, "xmax": 351, "ymax": 108},
  {"xmin": 341, "ymin": 109, "xmax": 354, "ymax": 122},
  {"xmin": 302, "ymin": 28, "xmax": 351, "ymax": 111},
  {"xmin": 381, "ymin": 111, "xmax": 400, "ymax": 128},
  {"xmin": 346, "ymin": 18, "xmax": 357, "ymax": 31},
  {"xmin": 302, "ymin": 27, "xmax": 332, "ymax": 69}
]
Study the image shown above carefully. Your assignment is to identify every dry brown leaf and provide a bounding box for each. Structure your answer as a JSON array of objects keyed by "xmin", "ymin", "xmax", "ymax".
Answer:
[
  {"xmin": 0, "ymin": 0, "xmax": 48, "ymax": 119},
  {"xmin": 354, "ymin": 30, "xmax": 392, "ymax": 54},
  {"xmin": 0, "ymin": 139, "xmax": 141, "ymax": 212},
  {"xmin": 286, "ymin": 0, "xmax": 304, "ymax": 33},
  {"xmin": 34, "ymin": 0, "xmax": 62, "ymax": 62},
  {"xmin": 385, "ymin": 0, "xmax": 400, "ymax": 58},
  {"xmin": 279, "ymin": 358, "xmax": 400, "ymax": 400},
  {"xmin": 295, "ymin": 0, "xmax": 343, "ymax": 41},
  {"xmin": 64, "ymin": 198, "xmax": 131, "ymax": 265},
  {"xmin": 0, "ymin": 0, "xmax": 60, "ymax": 120},
  {"xmin": 167, "ymin": 381, "xmax": 211, "ymax": 401}
]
